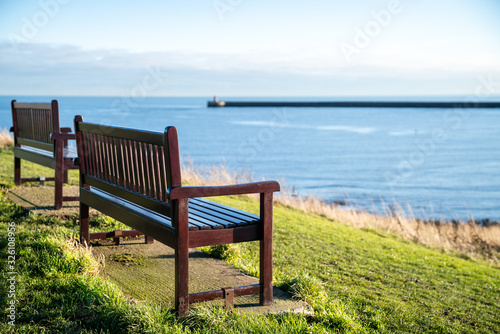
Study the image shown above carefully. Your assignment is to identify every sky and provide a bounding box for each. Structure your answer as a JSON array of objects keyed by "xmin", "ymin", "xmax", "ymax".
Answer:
[{"xmin": 0, "ymin": 0, "xmax": 499, "ymax": 97}]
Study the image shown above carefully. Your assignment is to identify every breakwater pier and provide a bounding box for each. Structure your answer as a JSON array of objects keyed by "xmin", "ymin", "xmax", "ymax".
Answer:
[{"xmin": 207, "ymin": 100, "xmax": 500, "ymax": 108}]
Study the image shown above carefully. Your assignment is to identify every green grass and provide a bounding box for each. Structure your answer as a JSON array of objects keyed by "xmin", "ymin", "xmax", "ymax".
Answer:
[
  {"xmin": 206, "ymin": 196, "xmax": 500, "ymax": 333},
  {"xmin": 1, "ymin": 146, "xmax": 499, "ymax": 333}
]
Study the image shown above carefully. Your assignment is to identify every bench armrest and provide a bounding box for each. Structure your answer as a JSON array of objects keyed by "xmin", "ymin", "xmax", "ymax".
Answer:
[
  {"xmin": 51, "ymin": 132, "xmax": 76, "ymax": 140},
  {"xmin": 9, "ymin": 127, "xmax": 14, "ymax": 132},
  {"xmin": 168, "ymin": 181, "xmax": 280, "ymax": 199},
  {"xmin": 60, "ymin": 127, "xmax": 72, "ymax": 133}
]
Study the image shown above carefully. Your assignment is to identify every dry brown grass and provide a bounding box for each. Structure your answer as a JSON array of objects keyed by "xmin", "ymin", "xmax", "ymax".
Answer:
[
  {"xmin": 181, "ymin": 160, "xmax": 500, "ymax": 263},
  {"xmin": 0, "ymin": 128, "xmax": 13, "ymax": 147}
]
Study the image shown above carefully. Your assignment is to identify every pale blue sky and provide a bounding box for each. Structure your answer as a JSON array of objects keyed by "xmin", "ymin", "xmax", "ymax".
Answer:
[{"xmin": 0, "ymin": 0, "xmax": 499, "ymax": 96}]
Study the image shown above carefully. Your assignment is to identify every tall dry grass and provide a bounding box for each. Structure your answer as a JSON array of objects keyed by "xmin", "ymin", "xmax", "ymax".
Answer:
[
  {"xmin": 181, "ymin": 160, "xmax": 500, "ymax": 263},
  {"xmin": 0, "ymin": 128, "xmax": 13, "ymax": 147}
]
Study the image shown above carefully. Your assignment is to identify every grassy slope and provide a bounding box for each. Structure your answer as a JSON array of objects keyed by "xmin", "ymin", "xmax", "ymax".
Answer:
[
  {"xmin": 0, "ymin": 147, "xmax": 499, "ymax": 333},
  {"xmin": 211, "ymin": 196, "xmax": 500, "ymax": 333}
]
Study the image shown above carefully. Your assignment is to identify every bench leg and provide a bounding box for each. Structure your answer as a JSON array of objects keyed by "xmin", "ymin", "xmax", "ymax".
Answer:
[
  {"xmin": 55, "ymin": 167, "xmax": 64, "ymax": 210},
  {"xmin": 145, "ymin": 235, "xmax": 154, "ymax": 244},
  {"xmin": 14, "ymin": 157, "xmax": 21, "ymax": 186},
  {"xmin": 175, "ymin": 243, "xmax": 189, "ymax": 316},
  {"xmin": 80, "ymin": 203, "xmax": 90, "ymax": 246},
  {"xmin": 260, "ymin": 192, "xmax": 273, "ymax": 306},
  {"xmin": 175, "ymin": 199, "xmax": 189, "ymax": 316}
]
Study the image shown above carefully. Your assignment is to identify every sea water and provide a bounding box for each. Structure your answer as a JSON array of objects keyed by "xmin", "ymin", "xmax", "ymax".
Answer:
[{"xmin": 1, "ymin": 96, "xmax": 499, "ymax": 222}]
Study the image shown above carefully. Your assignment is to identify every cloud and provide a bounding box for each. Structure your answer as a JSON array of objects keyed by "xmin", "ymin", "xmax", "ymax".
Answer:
[{"xmin": 0, "ymin": 42, "xmax": 498, "ymax": 97}]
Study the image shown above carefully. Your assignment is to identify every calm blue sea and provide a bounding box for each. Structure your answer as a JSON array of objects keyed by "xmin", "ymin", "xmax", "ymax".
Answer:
[{"xmin": 2, "ymin": 96, "xmax": 500, "ymax": 222}]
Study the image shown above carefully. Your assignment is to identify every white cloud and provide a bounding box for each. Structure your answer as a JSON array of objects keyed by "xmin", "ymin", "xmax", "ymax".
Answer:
[{"xmin": 0, "ymin": 42, "xmax": 498, "ymax": 97}]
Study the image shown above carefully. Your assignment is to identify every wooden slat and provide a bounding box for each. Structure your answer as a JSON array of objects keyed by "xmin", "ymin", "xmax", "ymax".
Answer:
[
  {"xmin": 109, "ymin": 136, "xmax": 118, "ymax": 186},
  {"xmin": 84, "ymin": 176, "xmax": 171, "ymax": 216},
  {"xmin": 106, "ymin": 136, "xmax": 115, "ymax": 185},
  {"xmin": 187, "ymin": 212, "xmax": 224, "ymax": 230},
  {"xmin": 95, "ymin": 133, "xmax": 103, "ymax": 180},
  {"xmin": 115, "ymin": 138, "xmax": 124, "ymax": 187},
  {"xmin": 13, "ymin": 102, "xmax": 51, "ymax": 109},
  {"xmin": 14, "ymin": 147, "xmax": 54, "ymax": 168},
  {"xmin": 89, "ymin": 133, "xmax": 97, "ymax": 179},
  {"xmin": 159, "ymin": 146, "xmax": 167, "ymax": 202},
  {"xmin": 102, "ymin": 135, "xmax": 111, "ymax": 183},
  {"xmin": 148, "ymin": 144, "xmax": 156, "ymax": 199},
  {"xmin": 143, "ymin": 143, "xmax": 152, "ymax": 198},
  {"xmin": 134, "ymin": 141, "xmax": 145, "ymax": 194},
  {"xmin": 188, "ymin": 284, "xmax": 260, "ymax": 304},
  {"xmin": 17, "ymin": 138, "xmax": 53, "ymax": 152},
  {"xmin": 128, "ymin": 140, "xmax": 137, "ymax": 193},
  {"xmin": 153, "ymin": 145, "xmax": 161, "ymax": 202},
  {"xmin": 186, "ymin": 206, "xmax": 238, "ymax": 228},
  {"xmin": 86, "ymin": 132, "xmax": 94, "ymax": 175},
  {"xmin": 81, "ymin": 132, "xmax": 89, "ymax": 174},
  {"xmin": 189, "ymin": 204, "xmax": 256, "ymax": 227},
  {"xmin": 106, "ymin": 135, "xmax": 115, "ymax": 184},
  {"xmin": 78, "ymin": 122, "xmax": 163, "ymax": 146},
  {"xmin": 84, "ymin": 132, "xmax": 91, "ymax": 176},
  {"xmin": 120, "ymin": 139, "xmax": 130, "ymax": 189},
  {"xmin": 90, "ymin": 229, "xmax": 144, "ymax": 240},
  {"xmin": 189, "ymin": 224, "xmax": 260, "ymax": 248},
  {"xmin": 80, "ymin": 188, "xmax": 176, "ymax": 248},
  {"xmin": 190, "ymin": 198, "xmax": 259, "ymax": 221},
  {"xmin": 95, "ymin": 134, "xmax": 104, "ymax": 180}
]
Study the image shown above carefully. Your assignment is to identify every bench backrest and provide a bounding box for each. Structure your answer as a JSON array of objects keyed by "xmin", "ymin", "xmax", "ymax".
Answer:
[
  {"xmin": 11, "ymin": 100, "xmax": 61, "ymax": 152},
  {"xmin": 74, "ymin": 116, "xmax": 182, "ymax": 213}
]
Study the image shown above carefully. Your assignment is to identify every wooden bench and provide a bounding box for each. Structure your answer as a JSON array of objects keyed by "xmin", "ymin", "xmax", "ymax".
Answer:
[
  {"xmin": 10, "ymin": 100, "xmax": 79, "ymax": 209},
  {"xmin": 73, "ymin": 116, "xmax": 280, "ymax": 316}
]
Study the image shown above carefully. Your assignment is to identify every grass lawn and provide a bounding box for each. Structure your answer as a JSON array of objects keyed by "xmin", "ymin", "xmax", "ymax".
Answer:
[{"xmin": 0, "ymin": 146, "xmax": 499, "ymax": 333}]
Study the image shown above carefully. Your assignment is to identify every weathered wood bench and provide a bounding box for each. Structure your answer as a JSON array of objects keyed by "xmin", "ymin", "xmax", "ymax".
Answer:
[
  {"xmin": 73, "ymin": 116, "xmax": 280, "ymax": 316},
  {"xmin": 10, "ymin": 100, "xmax": 79, "ymax": 209}
]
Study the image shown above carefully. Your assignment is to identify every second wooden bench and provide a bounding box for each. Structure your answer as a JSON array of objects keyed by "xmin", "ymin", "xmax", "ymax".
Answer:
[{"xmin": 73, "ymin": 116, "xmax": 280, "ymax": 316}]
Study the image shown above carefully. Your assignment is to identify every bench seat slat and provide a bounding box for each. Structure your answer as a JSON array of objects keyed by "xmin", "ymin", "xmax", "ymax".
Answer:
[
  {"xmin": 81, "ymin": 188, "xmax": 177, "ymax": 247},
  {"xmin": 189, "ymin": 201, "xmax": 259, "ymax": 227},
  {"xmin": 189, "ymin": 199, "xmax": 259, "ymax": 230},
  {"xmin": 14, "ymin": 146, "xmax": 78, "ymax": 168},
  {"xmin": 17, "ymin": 138, "xmax": 53, "ymax": 152},
  {"xmin": 187, "ymin": 206, "xmax": 239, "ymax": 228},
  {"xmin": 82, "ymin": 188, "xmax": 259, "ymax": 232},
  {"xmin": 84, "ymin": 188, "xmax": 174, "ymax": 228},
  {"xmin": 16, "ymin": 145, "xmax": 78, "ymax": 159},
  {"xmin": 186, "ymin": 204, "xmax": 226, "ymax": 229},
  {"xmin": 187, "ymin": 211, "xmax": 226, "ymax": 230},
  {"xmin": 190, "ymin": 198, "xmax": 259, "ymax": 221},
  {"xmin": 15, "ymin": 145, "xmax": 78, "ymax": 159}
]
